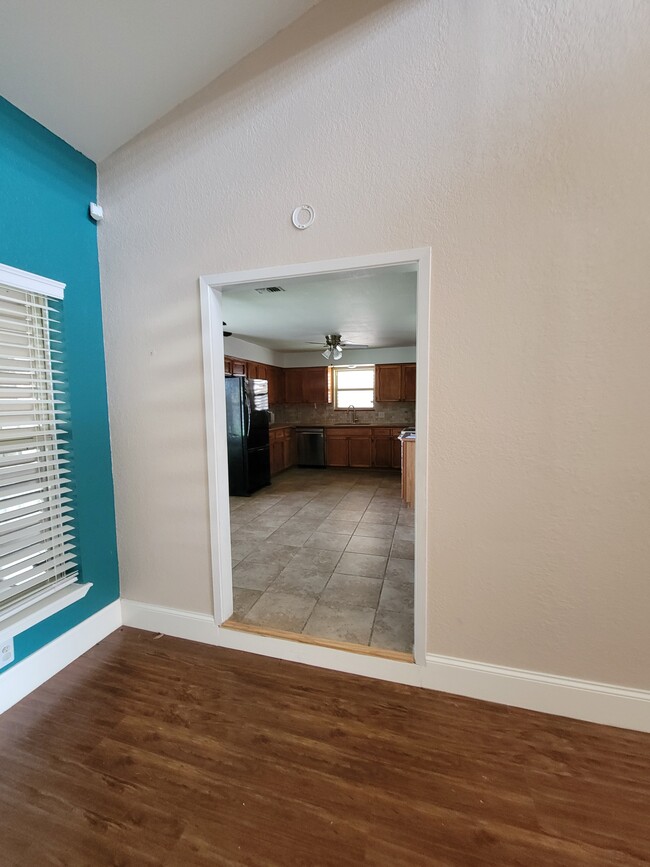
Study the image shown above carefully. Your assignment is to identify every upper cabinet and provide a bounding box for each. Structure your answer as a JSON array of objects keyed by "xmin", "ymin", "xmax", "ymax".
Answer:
[
  {"xmin": 375, "ymin": 363, "xmax": 416, "ymax": 402},
  {"xmin": 284, "ymin": 367, "xmax": 328, "ymax": 404}
]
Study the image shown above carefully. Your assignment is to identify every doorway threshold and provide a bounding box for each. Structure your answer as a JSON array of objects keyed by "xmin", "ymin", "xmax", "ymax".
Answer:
[{"xmin": 221, "ymin": 618, "xmax": 414, "ymax": 663}]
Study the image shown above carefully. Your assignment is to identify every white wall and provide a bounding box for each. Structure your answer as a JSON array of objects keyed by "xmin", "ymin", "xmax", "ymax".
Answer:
[
  {"xmin": 223, "ymin": 335, "xmax": 282, "ymax": 366},
  {"xmin": 98, "ymin": 0, "xmax": 650, "ymax": 689}
]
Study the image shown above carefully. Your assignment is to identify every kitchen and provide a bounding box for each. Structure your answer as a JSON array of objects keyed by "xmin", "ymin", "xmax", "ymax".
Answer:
[{"xmin": 221, "ymin": 267, "xmax": 417, "ymax": 655}]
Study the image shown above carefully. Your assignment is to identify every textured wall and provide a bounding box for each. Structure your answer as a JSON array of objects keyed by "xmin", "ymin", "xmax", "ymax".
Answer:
[
  {"xmin": 0, "ymin": 96, "xmax": 119, "ymax": 670},
  {"xmin": 98, "ymin": 0, "xmax": 650, "ymax": 688}
]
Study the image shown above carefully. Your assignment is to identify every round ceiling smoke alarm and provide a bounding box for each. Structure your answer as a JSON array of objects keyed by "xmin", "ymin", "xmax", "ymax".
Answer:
[{"xmin": 291, "ymin": 204, "xmax": 315, "ymax": 229}]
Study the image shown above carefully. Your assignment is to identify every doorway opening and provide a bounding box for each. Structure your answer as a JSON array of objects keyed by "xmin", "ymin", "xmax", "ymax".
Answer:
[{"xmin": 200, "ymin": 248, "xmax": 430, "ymax": 675}]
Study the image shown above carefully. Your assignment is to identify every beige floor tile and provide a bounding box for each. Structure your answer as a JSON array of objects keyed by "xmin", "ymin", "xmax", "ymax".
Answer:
[
  {"xmin": 265, "ymin": 527, "xmax": 314, "ymax": 547},
  {"xmin": 393, "ymin": 525, "xmax": 415, "ymax": 542},
  {"xmin": 363, "ymin": 510, "xmax": 399, "ymax": 526},
  {"xmin": 378, "ymin": 581, "xmax": 414, "ymax": 614},
  {"xmin": 230, "ymin": 540, "xmax": 256, "ymax": 563},
  {"xmin": 319, "ymin": 573, "xmax": 382, "ymax": 610},
  {"xmin": 232, "ymin": 559, "xmax": 286, "ymax": 590},
  {"xmin": 318, "ymin": 518, "xmax": 359, "ymax": 535},
  {"xmin": 384, "ymin": 557, "xmax": 414, "ymax": 583},
  {"xmin": 345, "ymin": 535, "xmax": 392, "ymax": 557},
  {"xmin": 243, "ymin": 591, "xmax": 317, "ymax": 632},
  {"xmin": 283, "ymin": 547, "xmax": 343, "ymax": 574},
  {"xmin": 253, "ymin": 514, "xmax": 291, "ymax": 530},
  {"xmin": 352, "ymin": 523, "xmax": 395, "ymax": 540},
  {"xmin": 302, "ymin": 602, "xmax": 376, "ymax": 645},
  {"xmin": 390, "ymin": 538, "xmax": 415, "ymax": 560},
  {"xmin": 231, "ymin": 587, "xmax": 262, "ymax": 620},
  {"xmin": 336, "ymin": 552, "xmax": 387, "ymax": 579},
  {"xmin": 268, "ymin": 568, "xmax": 330, "ymax": 596},
  {"xmin": 370, "ymin": 608, "xmax": 413, "ymax": 654},
  {"xmin": 304, "ymin": 531, "xmax": 351, "ymax": 552},
  {"xmin": 232, "ymin": 525, "xmax": 276, "ymax": 542},
  {"xmin": 242, "ymin": 542, "xmax": 298, "ymax": 567}
]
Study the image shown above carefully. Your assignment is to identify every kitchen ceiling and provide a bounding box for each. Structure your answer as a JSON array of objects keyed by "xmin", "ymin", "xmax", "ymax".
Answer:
[
  {"xmin": 221, "ymin": 266, "xmax": 417, "ymax": 352},
  {"xmin": 0, "ymin": 0, "xmax": 318, "ymax": 161}
]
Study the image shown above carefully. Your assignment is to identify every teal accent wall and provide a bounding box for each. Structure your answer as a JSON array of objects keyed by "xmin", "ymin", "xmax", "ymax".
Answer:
[{"xmin": 0, "ymin": 96, "xmax": 119, "ymax": 671}]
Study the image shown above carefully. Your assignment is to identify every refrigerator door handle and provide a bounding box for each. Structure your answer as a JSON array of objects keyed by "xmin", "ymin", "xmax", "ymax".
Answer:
[{"xmin": 245, "ymin": 393, "xmax": 252, "ymax": 437}]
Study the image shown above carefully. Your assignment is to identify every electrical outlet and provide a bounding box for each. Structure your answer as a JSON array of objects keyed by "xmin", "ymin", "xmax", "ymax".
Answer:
[{"xmin": 0, "ymin": 636, "xmax": 14, "ymax": 669}]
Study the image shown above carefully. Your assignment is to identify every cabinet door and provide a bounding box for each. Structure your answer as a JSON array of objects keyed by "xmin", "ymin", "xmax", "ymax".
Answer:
[
  {"xmin": 372, "ymin": 437, "xmax": 392, "ymax": 468},
  {"xmin": 325, "ymin": 436, "xmax": 349, "ymax": 467},
  {"xmin": 232, "ymin": 359, "xmax": 247, "ymax": 377},
  {"xmin": 348, "ymin": 436, "xmax": 372, "ymax": 468},
  {"xmin": 302, "ymin": 367, "xmax": 328, "ymax": 404},
  {"xmin": 256, "ymin": 363, "xmax": 268, "ymax": 381},
  {"xmin": 224, "ymin": 357, "xmax": 233, "ymax": 375},
  {"xmin": 270, "ymin": 440, "xmax": 284, "ymax": 476},
  {"xmin": 375, "ymin": 364, "xmax": 402, "ymax": 401},
  {"xmin": 283, "ymin": 369, "xmax": 303, "ymax": 403},
  {"xmin": 391, "ymin": 438, "xmax": 402, "ymax": 470},
  {"xmin": 402, "ymin": 364, "xmax": 416, "ymax": 401}
]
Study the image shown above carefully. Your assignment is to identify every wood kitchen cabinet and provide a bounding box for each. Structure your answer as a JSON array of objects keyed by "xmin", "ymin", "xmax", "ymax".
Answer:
[
  {"xmin": 283, "ymin": 369, "xmax": 303, "ymax": 404},
  {"xmin": 230, "ymin": 358, "xmax": 247, "ymax": 377},
  {"xmin": 302, "ymin": 367, "xmax": 328, "ymax": 404},
  {"xmin": 224, "ymin": 357, "xmax": 233, "ymax": 375},
  {"xmin": 267, "ymin": 366, "xmax": 284, "ymax": 406},
  {"xmin": 282, "ymin": 367, "xmax": 328, "ymax": 404},
  {"xmin": 375, "ymin": 363, "xmax": 417, "ymax": 402},
  {"xmin": 326, "ymin": 428, "xmax": 372, "ymax": 468},
  {"xmin": 348, "ymin": 435, "xmax": 372, "ymax": 468},
  {"xmin": 375, "ymin": 364, "xmax": 402, "ymax": 401},
  {"xmin": 402, "ymin": 364, "xmax": 416, "ymax": 401},
  {"xmin": 270, "ymin": 426, "xmax": 294, "ymax": 476},
  {"xmin": 371, "ymin": 428, "xmax": 393, "ymax": 468}
]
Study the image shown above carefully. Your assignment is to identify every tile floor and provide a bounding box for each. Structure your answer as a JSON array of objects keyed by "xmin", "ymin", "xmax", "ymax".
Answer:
[{"xmin": 229, "ymin": 468, "xmax": 414, "ymax": 653}]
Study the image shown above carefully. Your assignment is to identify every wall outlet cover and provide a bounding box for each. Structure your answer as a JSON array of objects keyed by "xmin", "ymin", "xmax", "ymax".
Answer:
[{"xmin": 0, "ymin": 636, "xmax": 14, "ymax": 668}]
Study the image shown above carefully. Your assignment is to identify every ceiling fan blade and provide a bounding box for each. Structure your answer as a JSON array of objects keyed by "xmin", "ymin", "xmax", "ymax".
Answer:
[{"xmin": 341, "ymin": 343, "xmax": 369, "ymax": 349}]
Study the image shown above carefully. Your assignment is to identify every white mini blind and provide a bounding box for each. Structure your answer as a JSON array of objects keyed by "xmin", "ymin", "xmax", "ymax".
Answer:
[{"xmin": 0, "ymin": 284, "xmax": 78, "ymax": 621}]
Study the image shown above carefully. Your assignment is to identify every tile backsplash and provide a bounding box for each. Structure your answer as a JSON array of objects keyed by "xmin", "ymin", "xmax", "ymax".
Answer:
[{"xmin": 271, "ymin": 402, "xmax": 416, "ymax": 427}]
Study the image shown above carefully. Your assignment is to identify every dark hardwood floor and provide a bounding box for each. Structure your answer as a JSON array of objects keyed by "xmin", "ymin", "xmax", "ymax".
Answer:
[{"xmin": 1, "ymin": 628, "xmax": 649, "ymax": 866}]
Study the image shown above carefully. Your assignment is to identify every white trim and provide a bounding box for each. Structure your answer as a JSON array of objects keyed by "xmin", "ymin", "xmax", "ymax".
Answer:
[
  {"xmin": 121, "ymin": 598, "xmax": 218, "ymax": 645},
  {"xmin": 113, "ymin": 600, "xmax": 650, "ymax": 732},
  {"xmin": 0, "ymin": 582, "xmax": 92, "ymax": 640},
  {"xmin": 0, "ymin": 262, "xmax": 65, "ymax": 299},
  {"xmin": 199, "ymin": 247, "xmax": 432, "ymax": 667},
  {"xmin": 0, "ymin": 600, "xmax": 121, "ymax": 714},
  {"xmin": 424, "ymin": 653, "xmax": 650, "ymax": 733}
]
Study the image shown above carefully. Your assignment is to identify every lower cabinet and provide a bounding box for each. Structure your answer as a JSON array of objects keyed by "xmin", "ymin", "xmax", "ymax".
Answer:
[
  {"xmin": 270, "ymin": 427, "xmax": 294, "ymax": 475},
  {"xmin": 348, "ymin": 435, "xmax": 372, "ymax": 468},
  {"xmin": 327, "ymin": 428, "xmax": 398, "ymax": 469}
]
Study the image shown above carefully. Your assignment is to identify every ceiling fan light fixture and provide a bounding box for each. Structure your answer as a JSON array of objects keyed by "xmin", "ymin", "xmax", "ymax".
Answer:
[
  {"xmin": 332, "ymin": 347, "xmax": 343, "ymax": 361},
  {"xmin": 321, "ymin": 348, "xmax": 332, "ymax": 360}
]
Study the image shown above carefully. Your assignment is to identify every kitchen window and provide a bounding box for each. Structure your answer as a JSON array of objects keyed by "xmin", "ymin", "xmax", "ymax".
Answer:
[
  {"xmin": 333, "ymin": 365, "xmax": 375, "ymax": 409},
  {"xmin": 0, "ymin": 267, "xmax": 82, "ymax": 629}
]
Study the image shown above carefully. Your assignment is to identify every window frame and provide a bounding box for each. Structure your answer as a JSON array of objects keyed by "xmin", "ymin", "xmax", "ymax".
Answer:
[
  {"xmin": 0, "ymin": 262, "xmax": 91, "ymax": 641},
  {"xmin": 332, "ymin": 364, "xmax": 375, "ymax": 410}
]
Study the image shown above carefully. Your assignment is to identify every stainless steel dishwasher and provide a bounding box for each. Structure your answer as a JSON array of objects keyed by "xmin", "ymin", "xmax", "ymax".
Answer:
[{"xmin": 296, "ymin": 427, "xmax": 326, "ymax": 467}]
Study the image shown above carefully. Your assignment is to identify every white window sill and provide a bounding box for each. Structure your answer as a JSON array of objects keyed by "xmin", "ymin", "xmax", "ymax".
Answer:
[{"xmin": 0, "ymin": 583, "xmax": 93, "ymax": 642}]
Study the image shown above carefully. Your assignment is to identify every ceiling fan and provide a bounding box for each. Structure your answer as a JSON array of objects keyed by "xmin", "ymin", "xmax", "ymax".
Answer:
[{"xmin": 307, "ymin": 333, "xmax": 368, "ymax": 361}]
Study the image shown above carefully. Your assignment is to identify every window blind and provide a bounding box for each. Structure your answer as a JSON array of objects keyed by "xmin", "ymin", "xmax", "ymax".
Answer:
[{"xmin": 0, "ymin": 284, "xmax": 78, "ymax": 621}]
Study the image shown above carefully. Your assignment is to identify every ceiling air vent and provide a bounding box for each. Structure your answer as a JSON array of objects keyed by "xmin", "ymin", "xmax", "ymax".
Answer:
[{"xmin": 255, "ymin": 286, "xmax": 285, "ymax": 294}]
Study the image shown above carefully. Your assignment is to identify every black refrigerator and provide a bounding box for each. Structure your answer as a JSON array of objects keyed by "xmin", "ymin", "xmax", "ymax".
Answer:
[{"xmin": 225, "ymin": 377, "xmax": 271, "ymax": 496}]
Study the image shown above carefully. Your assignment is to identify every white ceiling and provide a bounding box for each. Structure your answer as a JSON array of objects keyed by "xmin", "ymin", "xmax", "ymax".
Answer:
[
  {"xmin": 0, "ymin": 0, "xmax": 318, "ymax": 162},
  {"xmin": 222, "ymin": 266, "xmax": 417, "ymax": 352}
]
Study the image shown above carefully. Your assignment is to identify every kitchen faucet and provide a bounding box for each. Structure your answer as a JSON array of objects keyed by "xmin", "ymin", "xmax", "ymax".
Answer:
[{"xmin": 348, "ymin": 405, "xmax": 357, "ymax": 424}]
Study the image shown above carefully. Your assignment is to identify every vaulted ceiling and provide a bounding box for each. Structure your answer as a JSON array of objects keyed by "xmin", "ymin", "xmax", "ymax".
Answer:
[{"xmin": 0, "ymin": 0, "xmax": 318, "ymax": 161}]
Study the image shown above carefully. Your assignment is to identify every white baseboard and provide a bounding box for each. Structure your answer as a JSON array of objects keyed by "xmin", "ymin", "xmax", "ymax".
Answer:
[
  {"xmin": 5, "ymin": 596, "xmax": 647, "ymax": 733},
  {"xmin": 121, "ymin": 598, "xmax": 218, "ymax": 645},
  {"xmin": 424, "ymin": 653, "xmax": 650, "ymax": 733},
  {"xmin": 0, "ymin": 600, "xmax": 122, "ymax": 715},
  {"xmin": 119, "ymin": 599, "xmax": 650, "ymax": 732}
]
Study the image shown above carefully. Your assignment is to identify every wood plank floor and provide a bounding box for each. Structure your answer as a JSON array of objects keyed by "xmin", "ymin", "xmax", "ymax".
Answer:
[{"xmin": 1, "ymin": 628, "xmax": 649, "ymax": 866}]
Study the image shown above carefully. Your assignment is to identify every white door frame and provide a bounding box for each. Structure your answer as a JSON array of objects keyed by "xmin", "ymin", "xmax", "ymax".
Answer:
[{"xmin": 199, "ymin": 247, "xmax": 431, "ymax": 684}]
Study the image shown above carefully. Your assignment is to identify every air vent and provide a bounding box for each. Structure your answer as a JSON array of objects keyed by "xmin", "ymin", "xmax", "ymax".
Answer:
[{"xmin": 255, "ymin": 286, "xmax": 285, "ymax": 294}]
